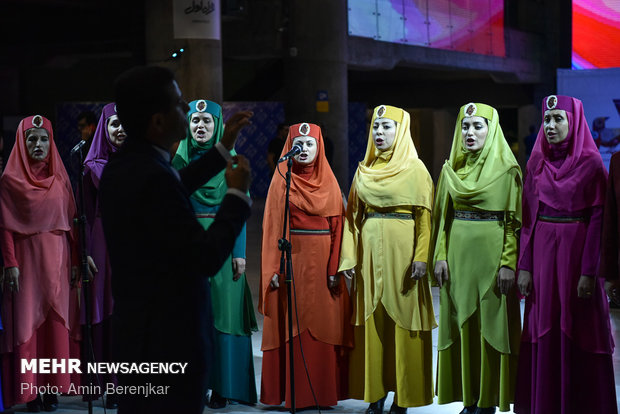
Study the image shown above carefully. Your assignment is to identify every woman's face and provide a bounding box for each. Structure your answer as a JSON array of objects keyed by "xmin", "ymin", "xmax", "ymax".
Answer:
[
  {"xmin": 372, "ymin": 117, "xmax": 397, "ymax": 151},
  {"xmin": 107, "ymin": 115, "xmax": 126, "ymax": 148},
  {"xmin": 190, "ymin": 112, "xmax": 215, "ymax": 144},
  {"xmin": 292, "ymin": 136, "xmax": 317, "ymax": 165},
  {"xmin": 25, "ymin": 128, "xmax": 50, "ymax": 161},
  {"xmin": 543, "ymin": 109, "xmax": 569, "ymax": 144},
  {"xmin": 461, "ymin": 116, "xmax": 488, "ymax": 152}
]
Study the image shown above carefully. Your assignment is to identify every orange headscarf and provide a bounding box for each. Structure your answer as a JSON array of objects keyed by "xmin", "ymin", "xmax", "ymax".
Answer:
[
  {"xmin": 0, "ymin": 115, "xmax": 76, "ymax": 235},
  {"xmin": 259, "ymin": 122, "xmax": 343, "ymax": 315}
]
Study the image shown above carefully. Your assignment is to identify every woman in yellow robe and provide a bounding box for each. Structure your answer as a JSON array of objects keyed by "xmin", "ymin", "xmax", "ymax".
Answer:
[{"xmin": 339, "ymin": 105, "xmax": 436, "ymax": 414}]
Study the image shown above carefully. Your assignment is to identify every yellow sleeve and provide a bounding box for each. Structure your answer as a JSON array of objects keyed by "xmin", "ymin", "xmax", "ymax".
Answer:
[{"xmin": 413, "ymin": 207, "xmax": 432, "ymax": 263}]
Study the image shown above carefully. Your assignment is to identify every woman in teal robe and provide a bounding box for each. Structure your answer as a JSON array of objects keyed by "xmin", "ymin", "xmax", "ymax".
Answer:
[{"xmin": 172, "ymin": 99, "xmax": 258, "ymax": 407}]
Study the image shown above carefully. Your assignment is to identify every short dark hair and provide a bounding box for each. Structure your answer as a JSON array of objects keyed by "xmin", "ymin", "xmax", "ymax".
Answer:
[
  {"xmin": 77, "ymin": 111, "xmax": 97, "ymax": 125},
  {"xmin": 114, "ymin": 66, "xmax": 176, "ymax": 141}
]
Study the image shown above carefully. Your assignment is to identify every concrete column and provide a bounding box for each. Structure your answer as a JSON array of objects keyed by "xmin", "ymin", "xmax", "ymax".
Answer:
[
  {"xmin": 144, "ymin": 0, "xmax": 223, "ymax": 102},
  {"xmin": 284, "ymin": 0, "xmax": 349, "ymax": 185}
]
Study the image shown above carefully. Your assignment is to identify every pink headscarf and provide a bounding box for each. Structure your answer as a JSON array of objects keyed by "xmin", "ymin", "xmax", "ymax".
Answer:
[
  {"xmin": 84, "ymin": 103, "xmax": 119, "ymax": 188},
  {"xmin": 0, "ymin": 115, "xmax": 76, "ymax": 235},
  {"xmin": 519, "ymin": 95, "xmax": 607, "ymax": 266}
]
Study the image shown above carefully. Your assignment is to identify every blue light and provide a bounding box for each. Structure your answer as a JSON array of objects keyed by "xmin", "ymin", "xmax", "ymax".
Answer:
[
  {"xmin": 180, "ymin": 48, "xmax": 185, "ymax": 53},
  {"xmin": 172, "ymin": 52, "xmax": 178, "ymax": 58}
]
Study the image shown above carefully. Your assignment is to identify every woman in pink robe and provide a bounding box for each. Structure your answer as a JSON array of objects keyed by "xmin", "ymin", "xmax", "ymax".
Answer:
[
  {"xmin": 515, "ymin": 96, "xmax": 616, "ymax": 414},
  {"xmin": 0, "ymin": 115, "xmax": 81, "ymax": 411}
]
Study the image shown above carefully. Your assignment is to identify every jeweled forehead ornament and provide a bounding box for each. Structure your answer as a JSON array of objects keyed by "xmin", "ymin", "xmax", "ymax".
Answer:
[
  {"xmin": 196, "ymin": 100, "xmax": 207, "ymax": 112},
  {"xmin": 376, "ymin": 105, "xmax": 386, "ymax": 118},
  {"xmin": 32, "ymin": 115, "xmax": 44, "ymax": 128},
  {"xmin": 546, "ymin": 95, "xmax": 557, "ymax": 110},
  {"xmin": 299, "ymin": 122, "xmax": 310, "ymax": 136},
  {"xmin": 464, "ymin": 103, "xmax": 477, "ymax": 117}
]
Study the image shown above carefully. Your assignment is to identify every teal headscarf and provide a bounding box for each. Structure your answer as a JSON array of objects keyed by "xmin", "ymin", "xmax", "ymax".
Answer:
[{"xmin": 172, "ymin": 99, "xmax": 235, "ymax": 205}]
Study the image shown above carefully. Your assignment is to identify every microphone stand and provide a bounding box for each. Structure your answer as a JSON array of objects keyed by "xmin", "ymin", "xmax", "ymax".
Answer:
[
  {"xmin": 278, "ymin": 157, "xmax": 296, "ymax": 413},
  {"xmin": 73, "ymin": 145, "xmax": 94, "ymax": 414}
]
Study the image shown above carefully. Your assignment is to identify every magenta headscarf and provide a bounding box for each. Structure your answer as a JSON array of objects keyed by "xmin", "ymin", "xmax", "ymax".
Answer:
[
  {"xmin": 519, "ymin": 95, "xmax": 607, "ymax": 266},
  {"xmin": 83, "ymin": 103, "xmax": 119, "ymax": 188}
]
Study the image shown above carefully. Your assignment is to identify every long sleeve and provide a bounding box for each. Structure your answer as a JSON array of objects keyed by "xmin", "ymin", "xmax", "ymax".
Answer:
[
  {"xmin": 232, "ymin": 223, "xmax": 247, "ymax": 259},
  {"xmin": 413, "ymin": 207, "xmax": 431, "ymax": 263},
  {"xmin": 327, "ymin": 215, "xmax": 344, "ymax": 277},
  {"xmin": 1, "ymin": 229, "xmax": 18, "ymax": 268},
  {"xmin": 179, "ymin": 146, "xmax": 227, "ymax": 194},
  {"xmin": 601, "ymin": 156, "xmax": 619, "ymax": 281},
  {"xmin": 338, "ymin": 188, "xmax": 364, "ymax": 272},
  {"xmin": 500, "ymin": 211, "xmax": 520, "ymax": 271},
  {"xmin": 582, "ymin": 206, "xmax": 603, "ymax": 277}
]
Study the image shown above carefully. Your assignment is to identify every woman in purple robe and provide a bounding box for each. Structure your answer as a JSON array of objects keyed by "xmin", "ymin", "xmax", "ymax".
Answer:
[
  {"xmin": 515, "ymin": 95, "xmax": 616, "ymax": 413},
  {"xmin": 81, "ymin": 103, "xmax": 126, "ymax": 408}
]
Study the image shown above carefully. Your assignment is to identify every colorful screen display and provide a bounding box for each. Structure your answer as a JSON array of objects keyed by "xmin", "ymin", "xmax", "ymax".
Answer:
[
  {"xmin": 573, "ymin": 0, "xmax": 620, "ymax": 69},
  {"xmin": 348, "ymin": 0, "xmax": 505, "ymax": 57}
]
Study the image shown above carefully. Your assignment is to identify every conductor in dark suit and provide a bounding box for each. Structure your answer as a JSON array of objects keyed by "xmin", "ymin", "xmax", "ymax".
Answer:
[{"xmin": 99, "ymin": 66, "xmax": 253, "ymax": 414}]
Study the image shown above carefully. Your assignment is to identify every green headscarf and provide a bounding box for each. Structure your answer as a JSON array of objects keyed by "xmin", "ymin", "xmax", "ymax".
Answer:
[
  {"xmin": 430, "ymin": 102, "xmax": 522, "ymax": 264},
  {"xmin": 172, "ymin": 99, "xmax": 236, "ymax": 206}
]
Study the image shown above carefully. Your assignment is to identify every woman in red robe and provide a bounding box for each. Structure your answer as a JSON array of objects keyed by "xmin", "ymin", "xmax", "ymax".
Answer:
[
  {"xmin": 260, "ymin": 122, "xmax": 353, "ymax": 409},
  {"xmin": 0, "ymin": 115, "xmax": 81, "ymax": 411}
]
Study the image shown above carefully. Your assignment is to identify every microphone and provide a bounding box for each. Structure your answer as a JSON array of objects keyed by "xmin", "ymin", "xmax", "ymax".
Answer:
[
  {"xmin": 70, "ymin": 140, "xmax": 87, "ymax": 156},
  {"xmin": 278, "ymin": 143, "xmax": 303, "ymax": 163}
]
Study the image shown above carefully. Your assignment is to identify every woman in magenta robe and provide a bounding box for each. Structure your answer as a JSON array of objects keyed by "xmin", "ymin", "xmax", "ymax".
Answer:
[
  {"xmin": 515, "ymin": 95, "xmax": 616, "ymax": 414},
  {"xmin": 0, "ymin": 115, "xmax": 81, "ymax": 411}
]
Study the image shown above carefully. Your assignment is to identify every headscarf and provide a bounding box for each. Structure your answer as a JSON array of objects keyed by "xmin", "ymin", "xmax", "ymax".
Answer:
[
  {"xmin": 519, "ymin": 95, "xmax": 607, "ymax": 266},
  {"xmin": 339, "ymin": 105, "xmax": 433, "ymax": 272},
  {"xmin": 431, "ymin": 103, "xmax": 522, "ymax": 265},
  {"xmin": 0, "ymin": 115, "xmax": 76, "ymax": 235},
  {"xmin": 83, "ymin": 103, "xmax": 120, "ymax": 189},
  {"xmin": 353, "ymin": 105, "xmax": 433, "ymax": 210},
  {"xmin": 259, "ymin": 122, "xmax": 343, "ymax": 315},
  {"xmin": 172, "ymin": 99, "xmax": 231, "ymax": 206}
]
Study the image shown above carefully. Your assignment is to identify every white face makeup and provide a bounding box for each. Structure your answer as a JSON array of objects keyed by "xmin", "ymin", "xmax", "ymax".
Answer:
[
  {"xmin": 107, "ymin": 114, "xmax": 126, "ymax": 147},
  {"xmin": 461, "ymin": 116, "xmax": 489, "ymax": 152},
  {"xmin": 543, "ymin": 109, "xmax": 569, "ymax": 144},
  {"xmin": 25, "ymin": 128, "xmax": 50, "ymax": 161},
  {"xmin": 292, "ymin": 136, "xmax": 318, "ymax": 165},
  {"xmin": 372, "ymin": 117, "xmax": 397, "ymax": 151},
  {"xmin": 190, "ymin": 112, "xmax": 215, "ymax": 144}
]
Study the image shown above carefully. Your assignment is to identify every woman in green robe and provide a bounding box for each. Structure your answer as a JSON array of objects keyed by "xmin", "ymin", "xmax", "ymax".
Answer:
[
  {"xmin": 430, "ymin": 103, "xmax": 522, "ymax": 414},
  {"xmin": 172, "ymin": 99, "xmax": 258, "ymax": 407}
]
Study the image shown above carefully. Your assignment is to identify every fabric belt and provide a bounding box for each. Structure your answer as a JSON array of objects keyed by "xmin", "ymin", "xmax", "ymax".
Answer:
[
  {"xmin": 365, "ymin": 212, "xmax": 412, "ymax": 220},
  {"xmin": 196, "ymin": 213, "xmax": 217, "ymax": 219},
  {"xmin": 290, "ymin": 228, "xmax": 330, "ymax": 235},
  {"xmin": 538, "ymin": 215, "xmax": 584, "ymax": 223},
  {"xmin": 454, "ymin": 210, "xmax": 504, "ymax": 221}
]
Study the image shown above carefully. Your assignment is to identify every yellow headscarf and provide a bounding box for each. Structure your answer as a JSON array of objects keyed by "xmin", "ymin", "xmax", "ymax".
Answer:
[
  {"xmin": 340, "ymin": 105, "xmax": 433, "ymax": 272},
  {"xmin": 353, "ymin": 105, "xmax": 433, "ymax": 209}
]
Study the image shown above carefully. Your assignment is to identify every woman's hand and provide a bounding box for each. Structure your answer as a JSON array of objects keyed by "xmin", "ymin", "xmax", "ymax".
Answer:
[
  {"xmin": 328, "ymin": 274, "xmax": 341, "ymax": 294},
  {"xmin": 3, "ymin": 266, "xmax": 19, "ymax": 293},
  {"xmin": 497, "ymin": 266, "xmax": 515, "ymax": 295},
  {"xmin": 434, "ymin": 260, "xmax": 449, "ymax": 288},
  {"xmin": 270, "ymin": 273, "xmax": 280, "ymax": 289},
  {"xmin": 87, "ymin": 256, "xmax": 98, "ymax": 280},
  {"xmin": 232, "ymin": 258, "xmax": 246, "ymax": 281},
  {"xmin": 411, "ymin": 261, "xmax": 426, "ymax": 280},
  {"xmin": 577, "ymin": 275, "xmax": 595, "ymax": 299},
  {"xmin": 342, "ymin": 268, "xmax": 355, "ymax": 279},
  {"xmin": 517, "ymin": 270, "xmax": 532, "ymax": 296}
]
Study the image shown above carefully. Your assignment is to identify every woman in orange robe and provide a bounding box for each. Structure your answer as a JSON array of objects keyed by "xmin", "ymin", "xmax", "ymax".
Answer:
[{"xmin": 260, "ymin": 122, "xmax": 353, "ymax": 409}]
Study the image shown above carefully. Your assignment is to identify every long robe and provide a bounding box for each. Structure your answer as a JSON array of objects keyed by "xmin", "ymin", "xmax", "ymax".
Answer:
[{"xmin": 261, "ymin": 165, "xmax": 352, "ymax": 408}]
